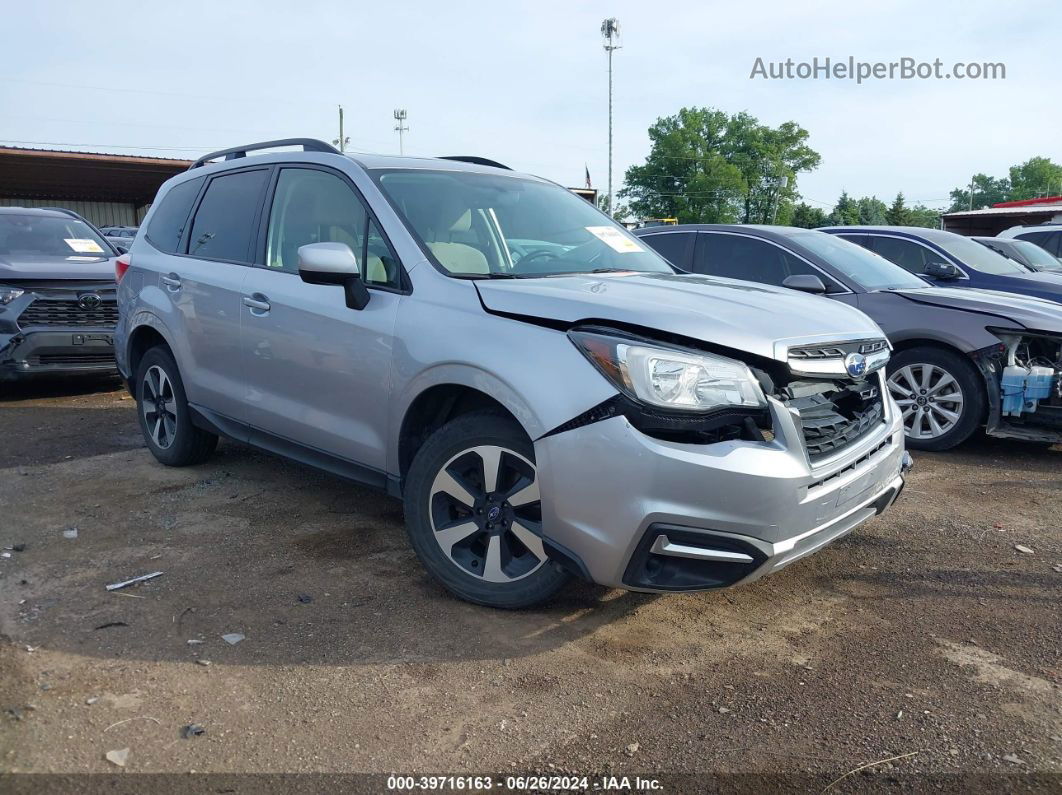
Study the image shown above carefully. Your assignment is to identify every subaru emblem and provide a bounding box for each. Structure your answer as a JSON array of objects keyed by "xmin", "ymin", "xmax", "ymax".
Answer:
[{"xmin": 844, "ymin": 352, "xmax": 868, "ymax": 379}]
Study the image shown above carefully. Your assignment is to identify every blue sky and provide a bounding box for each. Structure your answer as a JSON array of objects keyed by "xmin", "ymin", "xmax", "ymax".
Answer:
[{"xmin": 2, "ymin": 0, "xmax": 1059, "ymax": 211}]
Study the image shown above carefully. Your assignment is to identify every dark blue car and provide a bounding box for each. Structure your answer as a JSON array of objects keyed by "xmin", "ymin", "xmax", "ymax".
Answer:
[{"xmin": 819, "ymin": 226, "xmax": 1062, "ymax": 304}]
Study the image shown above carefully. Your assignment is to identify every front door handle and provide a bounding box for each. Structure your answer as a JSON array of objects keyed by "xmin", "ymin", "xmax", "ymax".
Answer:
[
  {"xmin": 242, "ymin": 294, "xmax": 271, "ymax": 314},
  {"xmin": 161, "ymin": 273, "xmax": 182, "ymax": 290}
]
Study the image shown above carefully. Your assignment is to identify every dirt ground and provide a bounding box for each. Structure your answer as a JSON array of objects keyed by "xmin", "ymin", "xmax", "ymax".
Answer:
[{"xmin": 0, "ymin": 377, "xmax": 1059, "ymax": 791}]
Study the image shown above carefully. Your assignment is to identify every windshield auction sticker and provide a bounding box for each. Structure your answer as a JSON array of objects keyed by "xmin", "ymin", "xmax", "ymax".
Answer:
[
  {"xmin": 585, "ymin": 226, "xmax": 644, "ymax": 253},
  {"xmin": 64, "ymin": 238, "xmax": 105, "ymax": 254}
]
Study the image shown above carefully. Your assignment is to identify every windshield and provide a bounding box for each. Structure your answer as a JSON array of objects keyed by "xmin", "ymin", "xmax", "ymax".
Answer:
[
  {"xmin": 374, "ymin": 169, "xmax": 673, "ymax": 278},
  {"xmin": 788, "ymin": 231, "xmax": 929, "ymax": 290},
  {"xmin": 1010, "ymin": 240, "xmax": 1062, "ymax": 272},
  {"xmin": 0, "ymin": 214, "xmax": 112, "ymax": 258},
  {"xmin": 932, "ymin": 233, "xmax": 1025, "ymax": 275}
]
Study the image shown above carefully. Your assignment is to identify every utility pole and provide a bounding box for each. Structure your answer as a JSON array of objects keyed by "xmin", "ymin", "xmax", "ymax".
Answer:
[
  {"xmin": 968, "ymin": 176, "xmax": 974, "ymax": 210},
  {"xmin": 601, "ymin": 18, "xmax": 621, "ymax": 218},
  {"xmin": 333, "ymin": 105, "xmax": 350, "ymax": 152},
  {"xmin": 393, "ymin": 109, "xmax": 409, "ymax": 155}
]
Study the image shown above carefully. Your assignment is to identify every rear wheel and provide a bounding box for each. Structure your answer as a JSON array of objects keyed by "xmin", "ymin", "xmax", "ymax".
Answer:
[
  {"xmin": 135, "ymin": 347, "xmax": 218, "ymax": 466},
  {"xmin": 403, "ymin": 412, "xmax": 569, "ymax": 608},
  {"xmin": 887, "ymin": 347, "xmax": 983, "ymax": 451}
]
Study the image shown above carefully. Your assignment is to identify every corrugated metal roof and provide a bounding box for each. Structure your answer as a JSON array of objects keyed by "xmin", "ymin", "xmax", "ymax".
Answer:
[{"xmin": 942, "ymin": 204, "xmax": 1062, "ymax": 218}]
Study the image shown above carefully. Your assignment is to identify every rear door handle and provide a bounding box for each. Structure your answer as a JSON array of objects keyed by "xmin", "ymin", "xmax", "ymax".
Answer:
[
  {"xmin": 242, "ymin": 294, "xmax": 271, "ymax": 314},
  {"xmin": 161, "ymin": 273, "xmax": 182, "ymax": 290}
]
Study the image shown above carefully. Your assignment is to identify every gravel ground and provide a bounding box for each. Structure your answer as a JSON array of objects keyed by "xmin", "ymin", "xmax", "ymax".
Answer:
[{"xmin": 0, "ymin": 377, "xmax": 1059, "ymax": 791}]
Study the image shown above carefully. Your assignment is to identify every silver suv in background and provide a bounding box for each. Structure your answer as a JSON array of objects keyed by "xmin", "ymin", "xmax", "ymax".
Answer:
[
  {"xmin": 0, "ymin": 207, "xmax": 120, "ymax": 381},
  {"xmin": 116, "ymin": 139, "xmax": 909, "ymax": 608}
]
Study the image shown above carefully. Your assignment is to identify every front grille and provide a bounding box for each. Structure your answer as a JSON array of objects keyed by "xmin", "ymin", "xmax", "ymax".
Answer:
[
  {"xmin": 25, "ymin": 352, "xmax": 115, "ymax": 367},
  {"xmin": 783, "ymin": 380, "xmax": 885, "ymax": 460},
  {"xmin": 16, "ymin": 300, "xmax": 119, "ymax": 329},
  {"xmin": 788, "ymin": 345, "xmax": 846, "ymax": 360}
]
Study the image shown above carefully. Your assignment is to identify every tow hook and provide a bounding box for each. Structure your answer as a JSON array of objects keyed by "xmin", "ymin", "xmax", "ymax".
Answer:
[{"xmin": 900, "ymin": 451, "xmax": 914, "ymax": 475}]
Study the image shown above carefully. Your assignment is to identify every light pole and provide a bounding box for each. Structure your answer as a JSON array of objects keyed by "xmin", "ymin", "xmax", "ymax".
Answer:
[
  {"xmin": 332, "ymin": 105, "xmax": 350, "ymax": 152},
  {"xmin": 393, "ymin": 109, "xmax": 409, "ymax": 155},
  {"xmin": 601, "ymin": 18, "xmax": 621, "ymax": 218}
]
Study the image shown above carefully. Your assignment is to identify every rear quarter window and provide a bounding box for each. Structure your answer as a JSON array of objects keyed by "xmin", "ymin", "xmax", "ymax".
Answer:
[{"xmin": 146, "ymin": 177, "xmax": 204, "ymax": 253}]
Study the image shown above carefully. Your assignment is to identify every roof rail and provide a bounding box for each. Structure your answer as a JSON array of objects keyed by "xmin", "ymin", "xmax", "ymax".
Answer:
[
  {"xmin": 438, "ymin": 156, "xmax": 511, "ymax": 170},
  {"xmin": 189, "ymin": 138, "xmax": 341, "ymax": 170}
]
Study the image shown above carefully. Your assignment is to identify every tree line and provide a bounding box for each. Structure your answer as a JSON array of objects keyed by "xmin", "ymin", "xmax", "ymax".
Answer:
[{"xmin": 615, "ymin": 106, "xmax": 1061, "ymax": 229}]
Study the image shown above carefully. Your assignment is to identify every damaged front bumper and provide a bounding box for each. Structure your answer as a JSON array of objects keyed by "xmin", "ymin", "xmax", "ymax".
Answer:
[
  {"xmin": 973, "ymin": 331, "xmax": 1062, "ymax": 445},
  {"xmin": 0, "ymin": 328, "xmax": 117, "ymax": 380},
  {"xmin": 535, "ymin": 376, "xmax": 909, "ymax": 591}
]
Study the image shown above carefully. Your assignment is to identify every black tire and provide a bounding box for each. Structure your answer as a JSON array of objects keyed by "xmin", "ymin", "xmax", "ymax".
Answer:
[
  {"xmin": 135, "ymin": 346, "xmax": 218, "ymax": 466},
  {"xmin": 404, "ymin": 411, "xmax": 569, "ymax": 608},
  {"xmin": 887, "ymin": 347, "xmax": 984, "ymax": 452}
]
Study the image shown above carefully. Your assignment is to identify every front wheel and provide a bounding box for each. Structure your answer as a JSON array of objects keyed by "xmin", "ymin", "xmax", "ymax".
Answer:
[
  {"xmin": 403, "ymin": 412, "xmax": 569, "ymax": 608},
  {"xmin": 886, "ymin": 347, "xmax": 984, "ymax": 451}
]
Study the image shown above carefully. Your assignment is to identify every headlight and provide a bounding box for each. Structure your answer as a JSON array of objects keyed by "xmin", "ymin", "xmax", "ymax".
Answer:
[
  {"xmin": 0, "ymin": 286, "xmax": 25, "ymax": 305},
  {"xmin": 569, "ymin": 329, "xmax": 767, "ymax": 413}
]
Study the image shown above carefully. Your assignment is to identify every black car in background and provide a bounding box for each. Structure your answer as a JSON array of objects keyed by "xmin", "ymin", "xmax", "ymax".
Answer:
[
  {"xmin": 0, "ymin": 207, "xmax": 120, "ymax": 381},
  {"xmin": 974, "ymin": 236, "xmax": 1062, "ymax": 274},
  {"xmin": 634, "ymin": 224, "xmax": 1062, "ymax": 450}
]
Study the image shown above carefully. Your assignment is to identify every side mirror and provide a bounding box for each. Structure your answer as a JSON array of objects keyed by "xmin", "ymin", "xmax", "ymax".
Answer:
[
  {"xmin": 782, "ymin": 274, "xmax": 828, "ymax": 294},
  {"xmin": 297, "ymin": 242, "xmax": 370, "ymax": 310},
  {"xmin": 114, "ymin": 244, "xmax": 129, "ymax": 255},
  {"xmin": 925, "ymin": 261, "xmax": 961, "ymax": 280}
]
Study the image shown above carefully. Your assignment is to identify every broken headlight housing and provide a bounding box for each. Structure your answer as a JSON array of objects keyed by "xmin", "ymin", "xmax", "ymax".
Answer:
[
  {"xmin": 569, "ymin": 329, "xmax": 767, "ymax": 413},
  {"xmin": 0, "ymin": 286, "xmax": 25, "ymax": 306}
]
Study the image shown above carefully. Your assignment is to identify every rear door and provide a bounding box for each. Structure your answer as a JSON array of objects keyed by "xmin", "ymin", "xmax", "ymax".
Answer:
[
  {"xmin": 155, "ymin": 167, "xmax": 269, "ymax": 421},
  {"xmin": 238, "ymin": 165, "xmax": 404, "ymax": 472}
]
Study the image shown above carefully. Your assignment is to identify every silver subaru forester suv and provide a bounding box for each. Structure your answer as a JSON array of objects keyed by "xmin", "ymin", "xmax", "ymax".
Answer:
[{"xmin": 116, "ymin": 139, "xmax": 911, "ymax": 608}]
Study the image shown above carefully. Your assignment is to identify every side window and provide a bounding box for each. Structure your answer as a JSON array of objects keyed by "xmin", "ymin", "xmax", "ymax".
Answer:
[
  {"xmin": 835, "ymin": 233, "xmax": 870, "ymax": 249},
  {"xmin": 1018, "ymin": 231, "xmax": 1060, "ymax": 257},
  {"xmin": 187, "ymin": 170, "xmax": 269, "ymax": 262},
  {"xmin": 640, "ymin": 232, "xmax": 693, "ymax": 269},
  {"xmin": 869, "ymin": 236, "xmax": 931, "ymax": 274},
  {"xmin": 365, "ymin": 219, "xmax": 401, "ymax": 286},
  {"xmin": 146, "ymin": 176, "xmax": 204, "ymax": 253},
  {"xmin": 693, "ymin": 233, "xmax": 826, "ymax": 287},
  {"xmin": 265, "ymin": 168, "xmax": 401, "ymax": 288}
]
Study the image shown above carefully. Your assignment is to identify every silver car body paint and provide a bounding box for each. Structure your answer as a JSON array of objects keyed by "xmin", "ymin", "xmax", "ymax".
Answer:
[{"xmin": 117, "ymin": 150, "xmax": 907, "ymax": 592}]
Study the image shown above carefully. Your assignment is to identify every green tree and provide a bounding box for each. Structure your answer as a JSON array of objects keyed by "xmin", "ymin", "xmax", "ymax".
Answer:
[
  {"xmin": 825, "ymin": 191, "xmax": 860, "ymax": 225},
  {"xmin": 886, "ymin": 193, "xmax": 912, "ymax": 225},
  {"xmin": 1009, "ymin": 157, "xmax": 1062, "ymax": 200},
  {"xmin": 856, "ymin": 196, "xmax": 888, "ymax": 225},
  {"xmin": 619, "ymin": 107, "xmax": 820, "ymax": 224},
  {"xmin": 597, "ymin": 194, "xmax": 631, "ymax": 222},
  {"xmin": 908, "ymin": 204, "xmax": 940, "ymax": 228},
  {"xmin": 790, "ymin": 202, "xmax": 828, "ymax": 228},
  {"xmin": 948, "ymin": 173, "xmax": 1012, "ymax": 212}
]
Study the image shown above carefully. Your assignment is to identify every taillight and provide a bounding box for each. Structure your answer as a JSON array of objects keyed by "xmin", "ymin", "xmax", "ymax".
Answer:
[{"xmin": 115, "ymin": 254, "xmax": 130, "ymax": 283}]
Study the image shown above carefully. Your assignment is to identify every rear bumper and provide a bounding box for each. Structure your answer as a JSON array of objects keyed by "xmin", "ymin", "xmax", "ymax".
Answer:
[
  {"xmin": 0, "ymin": 328, "xmax": 116, "ymax": 380},
  {"xmin": 535, "ymin": 375, "xmax": 909, "ymax": 591}
]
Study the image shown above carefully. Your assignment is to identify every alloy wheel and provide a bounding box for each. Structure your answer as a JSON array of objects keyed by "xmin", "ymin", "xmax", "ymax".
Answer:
[
  {"xmin": 428, "ymin": 445, "xmax": 547, "ymax": 583},
  {"xmin": 888, "ymin": 363, "xmax": 965, "ymax": 441},
  {"xmin": 142, "ymin": 364, "xmax": 178, "ymax": 449}
]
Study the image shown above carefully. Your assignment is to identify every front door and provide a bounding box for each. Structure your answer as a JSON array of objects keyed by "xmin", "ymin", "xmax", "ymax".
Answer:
[{"xmin": 239, "ymin": 166, "xmax": 404, "ymax": 472}]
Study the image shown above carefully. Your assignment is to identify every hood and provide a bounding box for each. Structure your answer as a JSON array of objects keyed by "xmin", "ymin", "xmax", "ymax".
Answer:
[
  {"xmin": 0, "ymin": 253, "xmax": 116, "ymax": 283},
  {"xmin": 891, "ymin": 286, "xmax": 1062, "ymax": 334},
  {"xmin": 475, "ymin": 272, "xmax": 885, "ymax": 363},
  {"xmin": 997, "ymin": 269, "xmax": 1062, "ymax": 286}
]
